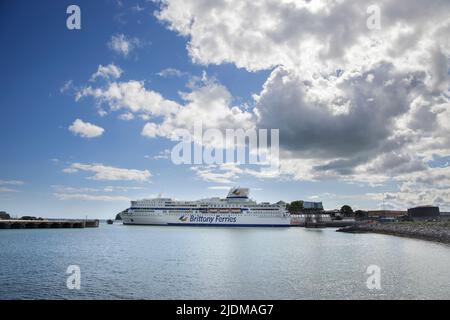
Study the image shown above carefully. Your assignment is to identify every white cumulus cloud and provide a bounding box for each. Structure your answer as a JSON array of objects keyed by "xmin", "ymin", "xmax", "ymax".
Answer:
[
  {"xmin": 77, "ymin": 80, "xmax": 180, "ymax": 117},
  {"xmin": 63, "ymin": 163, "xmax": 151, "ymax": 182},
  {"xmin": 108, "ymin": 33, "xmax": 141, "ymax": 57},
  {"xmin": 156, "ymin": 0, "xmax": 450, "ymax": 180},
  {"xmin": 0, "ymin": 180, "xmax": 24, "ymax": 193},
  {"xmin": 54, "ymin": 193, "xmax": 130, "ymax": 202},
  {"xmin": 69, "ymin": 119, "xmax": 104, "ymax": 138},
  {"xmin": 90, "ymin": 63, "xmax": 123, "ymax": 81},
  {"xmin": 71, "ymin": 1, "xmax": 450, "ymax": 209}
]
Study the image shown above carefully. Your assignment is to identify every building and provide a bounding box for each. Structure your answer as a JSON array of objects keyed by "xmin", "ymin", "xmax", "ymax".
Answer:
[
  {"xmin": 275, "ymin": 200, "xmax": 287, "ymax": 207},
  {"xmin": 0, "ymin": 211, "xmax": 11, "ymax": 220},
  {"xmin": 326, "ymin": 209, "xmax": 341, "ymax": 216},
  {"xmin": 367, "ymin": 210, "xmax": 407, "ymax": 218},
  {"xmin": 440, "ymin": 212, "xmax": 450, "ymax": 221},
  {"xmin": 407, "ymin": 206, "xmax": 440, "ymax": 220},
  {"xmin": 303, "ymin": 201, "xmax": 324, "ymax": 211}
]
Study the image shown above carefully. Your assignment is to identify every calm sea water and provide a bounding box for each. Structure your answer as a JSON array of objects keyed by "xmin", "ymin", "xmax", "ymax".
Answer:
[{"xmin": 1, "ymin": 223, "xmax": 449, "ymax": 300}]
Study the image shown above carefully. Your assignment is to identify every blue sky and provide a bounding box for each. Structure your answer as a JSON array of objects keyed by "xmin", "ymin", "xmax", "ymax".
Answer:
[{"xmin": 1, "ymin": 0, "xmax": 449, "ymax": 218}]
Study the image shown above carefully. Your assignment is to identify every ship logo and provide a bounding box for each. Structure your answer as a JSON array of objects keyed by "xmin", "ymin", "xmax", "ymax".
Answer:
[
  {"xmin": 179, "ymin": 215, "xmax": 189, "ymax": 222},
  {"xmin": 232, "ymin": 188, "xmax": 242, "ymax": 196}
]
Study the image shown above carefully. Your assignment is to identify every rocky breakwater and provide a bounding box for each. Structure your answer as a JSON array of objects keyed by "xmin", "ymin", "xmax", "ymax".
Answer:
[{"xmin": 337, "ymin": 221, "xmax": 450, "ymax": 245}]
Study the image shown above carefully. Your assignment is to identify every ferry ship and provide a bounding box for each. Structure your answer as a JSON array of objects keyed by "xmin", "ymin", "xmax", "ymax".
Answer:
[{"xmin": 120, "ymin": 188, "xmax": 290, "ymax": 227}]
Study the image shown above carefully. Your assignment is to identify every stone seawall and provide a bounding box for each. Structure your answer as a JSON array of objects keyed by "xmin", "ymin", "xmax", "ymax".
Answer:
[
  {"xmin": 337, "ymin": 222, "xmax": 450, "ymax": 244},
  {"xmin": 0, "ymin": 219, "xmax": 99, "ymax": 229}
]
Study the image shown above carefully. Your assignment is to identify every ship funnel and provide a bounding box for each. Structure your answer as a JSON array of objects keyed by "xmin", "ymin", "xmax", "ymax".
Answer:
[{"xmin": 226, "ymin": 187, "xmax": 249, "ymax": 199}]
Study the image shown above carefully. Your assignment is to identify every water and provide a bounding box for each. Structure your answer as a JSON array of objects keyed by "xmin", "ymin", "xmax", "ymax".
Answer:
[{"xmin": 1, "ymin": 223, "xmax": 449, "ymax": 299}]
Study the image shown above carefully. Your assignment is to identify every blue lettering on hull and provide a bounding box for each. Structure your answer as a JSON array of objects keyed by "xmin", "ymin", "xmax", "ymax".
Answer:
[
  {"xmin": 174, "ymin": 214, "xmax": 289, "ymax": 227},
  {"xmin": 168, "ymin": 223, "xmax": 289, "ymax": 227},
  {"xmin": 187, "ymin": 214, "xmax": 237, "ymax": 224}
]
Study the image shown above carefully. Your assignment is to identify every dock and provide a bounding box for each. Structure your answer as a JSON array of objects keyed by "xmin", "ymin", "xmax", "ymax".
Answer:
[{"xmin": 0, "ymin": 219, "xmax": 99, "ymax": 229}]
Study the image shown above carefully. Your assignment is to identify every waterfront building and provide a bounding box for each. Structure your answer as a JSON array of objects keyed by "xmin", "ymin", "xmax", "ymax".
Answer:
[
  {"xmin": 303, "ymin": 201, "xmax": 324, "ymax": 211},
  {"xmin": 367, "ymin": 210, "xmax": 407, "ymax": 219},
  {"xmin": 0, "ymin": 211, "xmax": 11, "ymax": 220},
  {"xmin": 407, "ymin": 206, "xmax": 440, "ymax": 221}
]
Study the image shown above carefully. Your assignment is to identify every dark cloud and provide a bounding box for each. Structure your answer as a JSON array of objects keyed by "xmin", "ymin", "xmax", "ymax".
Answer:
[{"xmin": 255, "ymin": 63, "xmax": 425, "ymax": 160}]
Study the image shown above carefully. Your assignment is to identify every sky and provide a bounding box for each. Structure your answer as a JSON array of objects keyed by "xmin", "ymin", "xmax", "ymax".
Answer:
[{"xmin": 0, "ymin": 0, "xmax": 449, "ymax": 219}]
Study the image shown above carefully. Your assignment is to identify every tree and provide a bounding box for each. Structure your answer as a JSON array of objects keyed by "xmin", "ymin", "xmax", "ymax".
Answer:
[
  {"xmin": 288, "ymin": 201, "xmax": 304, "ymax": 214},
  {"xmin": 354, "ymin": 210, "xmax": 368, "ymax": 219},
  {"xmin": 340, "ymin": 205, "xmax": 354, "ymax": 217}
]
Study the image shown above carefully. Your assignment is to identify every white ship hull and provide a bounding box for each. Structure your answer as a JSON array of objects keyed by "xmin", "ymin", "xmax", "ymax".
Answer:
[
  {"xmin": 122, "ymin": 213, "xmax": 290, "ymax": 227},
  {"xmin": 120, "ymin": 187, "xmax": 291, "ymax": 227}
]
